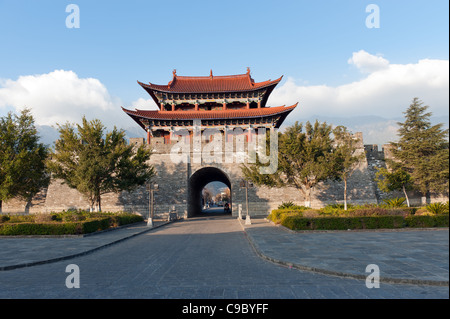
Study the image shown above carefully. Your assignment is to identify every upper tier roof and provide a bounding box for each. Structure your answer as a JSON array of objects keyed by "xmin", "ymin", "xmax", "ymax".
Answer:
[
  {"xmin": 122, "ymin": 103, "xmax": 297, "ymax": 121},
  {"xmin": 138, "ymin": 69, "xmax": 283, "ymax": 94}
]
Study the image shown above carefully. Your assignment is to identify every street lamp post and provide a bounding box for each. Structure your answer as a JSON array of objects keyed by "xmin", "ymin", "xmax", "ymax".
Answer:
[
  {"xmin": 240, "ymin": 179, "xmax": 253, "ymax": 225},
  {"xmin": 147, "ymin": 182, "xmax": 159, "ymax": 227}
]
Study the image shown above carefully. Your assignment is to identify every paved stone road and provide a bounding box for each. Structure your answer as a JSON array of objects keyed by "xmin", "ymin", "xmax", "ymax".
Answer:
[
  {"xmin": 243, "ymin": 218, "xmax": 449, "ymax": 284},
  {"xmin": 0, "ymin": 216, "xmax": 448, "ymax": 299}
]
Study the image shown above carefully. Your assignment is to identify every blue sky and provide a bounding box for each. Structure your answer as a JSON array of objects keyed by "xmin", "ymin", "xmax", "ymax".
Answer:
[{"xmin": 0, "ymin": 1, "xmax": 448, "ymax": 144}]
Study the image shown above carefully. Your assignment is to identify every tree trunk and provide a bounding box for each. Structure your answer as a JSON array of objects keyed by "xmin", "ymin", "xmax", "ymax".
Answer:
[
  {"xmin": 25, "ymin": 198, "xmax": 32, "ymax": 214},
  {"xmin": 305, "ymin": 187, "xmax": 312, "ymax": 208},
  {"xmin": 97, "ymin": 194, "xmax": 102, "ymax": 212},
  {"xmin": 0, "ymin": 200, "xmax": 2, "ymax": 214},
  {"xmin": 344, "ymin": 178, "xmax": 348, "ymax": 210},
  {"xmin": 402, "ymin": 185, "xmax": 410, "ymax": 207}
]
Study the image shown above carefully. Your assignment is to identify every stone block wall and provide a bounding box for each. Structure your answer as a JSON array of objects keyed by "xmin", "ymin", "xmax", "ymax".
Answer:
[{"xmin": 2, "ymin": 132, "xmax": 448, "ymax": 216}]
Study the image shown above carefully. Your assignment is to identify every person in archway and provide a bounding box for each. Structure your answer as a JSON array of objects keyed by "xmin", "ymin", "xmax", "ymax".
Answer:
[{"xmin": 224, "ymin": 202, "xmax": 230, "ymax": 214}]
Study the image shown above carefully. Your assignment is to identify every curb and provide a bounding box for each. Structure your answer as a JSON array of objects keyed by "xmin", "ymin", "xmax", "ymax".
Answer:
[
  {"xmin": 238, "ymin": 218, "xmax": 449, "ymax": 287},
  {"xmin": 0, "ymin": 220, "xmax": 175, "ymax": 271}
]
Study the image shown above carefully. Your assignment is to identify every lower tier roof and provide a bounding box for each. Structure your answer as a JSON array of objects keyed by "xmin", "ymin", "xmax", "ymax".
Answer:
[{"xmin": 122, "ymin": 103, "xmax": 297, "ymax": 121}]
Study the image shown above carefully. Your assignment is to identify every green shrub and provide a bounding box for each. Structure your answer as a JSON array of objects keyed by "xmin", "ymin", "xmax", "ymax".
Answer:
[
  {"xmin": 0, "ymin": 222, "xmax": 81, "ymax": 236},
  {"xmin": 277, "ymin": 202, "xmax": 309, "ymax": 210},
  {"xmin": 426, "ymin": 202, "xmax": 449, "ymax": 215},
  {"xmin": 326, "ymin": 203, "xmax": 355, "ymax": 210},
  {"xmin": 319, "ymin": 205, "xmax": 345, "ymax": 216},
  {"xmin": 0, "ymin": 215, "xmax": 10, "ymax": 223},
  {"xmin": 405, "ymin": 215, "xmax": 449, "ymax": 228},
  {"xmin": 383, "ymin": 197, "xmax": 406, "ymax": 207},
  {"xmin": 110, "ymin": 213, "xmax": 143, "ymax": 226},
  {"xmin": 277, "ymin": 214, "xmax": 448, "ymax": 231},
  {"xmin": 278, "ymin": 201, "xmax": 295, "ymax": 209},
  {"xmin": 82, "ymin": 218, "xmax": 111, "ymax": 234},
  {"xmin": 0, "ymin": 211, "xmax": 144, "ymax": 235},
  {"xmin": 349, "ymin": 207, "xmax": 389, "ymax": 217}
]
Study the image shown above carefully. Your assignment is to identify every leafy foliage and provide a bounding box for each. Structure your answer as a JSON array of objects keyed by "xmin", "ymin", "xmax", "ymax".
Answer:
[
  {"xmin": 277, "ymin": 201, "xmax": 309, "ymax": 210},
  {"xmin": 331, "ymin": 126, "xmax": 366, "ymax": 210},
  {"xmin": 0, "ymin": 109, "xmax": 50, "ymax": 212},
  {"xmin": 242, "ymin": 121, "xmax": 338, "ymax": 206},
  {"xmin": 388, "ymin": 98, "xmax": 449, "ymax": 197},
  {"xmin": 375, "ymin": 168, "xmax": 413, "ymax": 207},
  {"xmin": 382, "ymin": 197, "xmax": 407, "ymax": 208},
  {"xmin": 425, "ymin": 202, "xmax": 449, "ymax": 215},
  {"xmin": 48, "ymin": 117, "xmax": 155, "ymax": 211},
  {"xmin": 0, "ymin": 211, "xmax": 144, "ymax": 235},
  {"xmin": 269, "ymin": 209, "xmax": 448, "ymax": 230}
]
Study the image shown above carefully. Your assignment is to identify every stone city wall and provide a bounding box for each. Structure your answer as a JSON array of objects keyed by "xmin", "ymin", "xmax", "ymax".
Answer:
[{"xmin": 2, "ymin": 132, "xmax": 448, "ymax": 216}]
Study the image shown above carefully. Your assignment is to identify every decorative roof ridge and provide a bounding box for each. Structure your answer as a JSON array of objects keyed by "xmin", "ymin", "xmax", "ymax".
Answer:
[
  {"xmin": 167, "ymin": 69, "xmax": 177, "ymax": 88},
  {"xmin": 174, "ymin": 73, "xmax": 249, "ymax": 80},
  {"xmin": 122, "ymin": 102, "xmax": 297, "ymax": 114}
]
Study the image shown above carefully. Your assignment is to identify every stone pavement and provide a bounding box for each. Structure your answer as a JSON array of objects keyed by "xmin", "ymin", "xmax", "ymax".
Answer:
[
  {"xmin": 240, "ymin": 217, "xmax": 449, "ymax": 286},
  {"xmin": 0, "ymin": 216, "xmax": 448, "ymax": 287},
  {"xmin": 0, "ymin": 220, "xmax": 170, "ymax": 271}
]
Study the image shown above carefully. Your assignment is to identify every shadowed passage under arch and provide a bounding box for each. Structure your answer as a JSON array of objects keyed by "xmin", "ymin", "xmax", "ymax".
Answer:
[{"xmin": 188, "ymin": 167, "xmax": 231, "ymax": 217}]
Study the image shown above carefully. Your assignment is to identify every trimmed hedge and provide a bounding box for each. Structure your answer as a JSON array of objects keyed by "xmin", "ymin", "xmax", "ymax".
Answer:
[
  {"xmin": 0, "ymin": 213, "xmax": 144, "ymax": 236},
  {"xmin": 272, "ymin": 213, "xmax": 449, "ymax": 231},
  {"xmin": 110, "ymin": 213, "xmax": 144, "ymax": 226},
  {"xmin": 0, "ymin": 222, "xmax": 81, "ymax": 236}
]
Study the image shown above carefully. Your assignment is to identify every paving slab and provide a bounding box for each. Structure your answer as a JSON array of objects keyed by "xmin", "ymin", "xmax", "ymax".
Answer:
[
  {"xmin": 240, "ymin": 217, "xmax": 449, "ymax": 286},
  {"xmin": 0, "ymin": 220, "xmax": 171, "ymax": 270}
]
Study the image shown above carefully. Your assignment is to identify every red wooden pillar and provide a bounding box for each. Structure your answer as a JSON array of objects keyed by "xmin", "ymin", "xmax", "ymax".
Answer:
[
  {"xmin": 163, "ymin": 131, "xmax": 170, "ymax": 144},
  {"xmin": 246, "ymin": 101, "xmax": 250, "ymax": 109},
  {"xmin": 147, "ymin": 129, "xmax": 151, "ymax": 145},
  {"xmin": 171, "ymin": 104, "xmax": 175, "ymax": 111},
  {"xmin": 195, "ymin": 103, "xmax": 199, "ymax": 111},
  {"xmin": 223, "ymin": 102, "xmax": 227, "ymax": 110}
]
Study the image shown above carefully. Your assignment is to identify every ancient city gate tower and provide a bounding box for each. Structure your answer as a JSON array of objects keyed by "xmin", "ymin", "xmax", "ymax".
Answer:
[
  {"xmin": 122, "ymin": 69, "xmax": 297, "ymax": 217},
  {"xmin": 2, "ymin": 69, "xmax": 382, "ymax": 215}
]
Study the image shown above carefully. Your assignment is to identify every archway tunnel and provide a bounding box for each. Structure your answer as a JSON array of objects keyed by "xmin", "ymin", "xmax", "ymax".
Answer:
[{"xmin": 188, "ymin": 167, "xmax": 231, "ymax": 217}]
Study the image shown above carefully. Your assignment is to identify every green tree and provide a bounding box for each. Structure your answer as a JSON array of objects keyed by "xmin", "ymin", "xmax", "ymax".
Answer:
[
  {"xmin": 388, "ymin": 98, "xmax": 449, "ymax": 203},
  {"xmin": 0, "ymin": 109, "xmax": 50, "ymax": 213},
  {"xmin": 331, "ymin": 126, "xmax": 366, "ymax": 210},
  {"xmin": 375, "ymin": 167, "xmax": 413, "ymax": 207},
  {"xmin": 242, "ymin": 121, "xmax": 336, "ymax": 207},
  {"xmin": 48, "ymin": 116, "xmax": 155, "ymax": 212}
]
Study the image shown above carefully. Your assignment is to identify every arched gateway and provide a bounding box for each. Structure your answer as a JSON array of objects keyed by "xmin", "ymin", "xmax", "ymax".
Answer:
[
  {"xmin": 188, "ymin": 167, "xmax": 231, "ymax": 217},
  {"xmin": 122, "ymin": 69, "xmax": 297, "ymax": 219}
]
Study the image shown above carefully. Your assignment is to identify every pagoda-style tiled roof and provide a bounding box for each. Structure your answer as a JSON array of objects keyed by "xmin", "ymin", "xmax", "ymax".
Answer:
[
  {"xmin": 122, "ymin": 103, "xmax": 297, "ymax": 121},
  {"xmin": 138, "ymin": 70, "xmax": 282, "ymax": 94}
]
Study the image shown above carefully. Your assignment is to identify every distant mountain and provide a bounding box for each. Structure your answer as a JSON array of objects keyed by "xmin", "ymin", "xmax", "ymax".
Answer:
[
  {"xmin": 36, "ymin": 125, "xmax": 60, "ymax": 147},
  {"xmin": 36, "ymin": 125, "xmax": 148, "ymax": 148},
  {"xmin": 37, "ymin": 114, "xmax": 449, "ymax": 149},
  {"xmin": 282, "ymin": 114, "xmax": 449, "ymax": 146}
]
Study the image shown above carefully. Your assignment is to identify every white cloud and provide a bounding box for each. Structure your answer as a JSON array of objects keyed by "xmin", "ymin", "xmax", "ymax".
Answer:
[
  {"xmin": 0, "ymin": 70, "xmax": 122, "ymax": 127},
  {"xmin": 348, "ymin": 50, "xmax": 389, "ymax": 73},
  {"xmin": 130, "ymin": 97, "xmax": 159, "ymax": 110},
  {"xmin": 269, "ymin": 51, "xmax": 449, "ymax": 120},
  {"xmin": 1, "ymin": 52, "xmax": 448, "ymax": 146}
]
